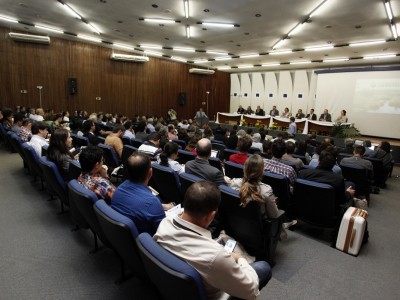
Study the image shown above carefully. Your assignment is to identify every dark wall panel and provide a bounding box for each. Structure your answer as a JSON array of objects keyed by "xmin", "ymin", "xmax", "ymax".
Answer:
[{"xmin": 0, "ymin": 26, "xmax": 230, "ymax": 120}]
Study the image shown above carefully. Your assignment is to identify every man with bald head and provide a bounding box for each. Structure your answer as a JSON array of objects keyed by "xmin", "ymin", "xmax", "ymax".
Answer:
[{"xmin": 185, "ymin": 138, "xmax": 226, "ymax": 185}]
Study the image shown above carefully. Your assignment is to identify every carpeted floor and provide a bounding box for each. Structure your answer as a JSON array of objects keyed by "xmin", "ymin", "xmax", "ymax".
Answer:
[{"xmin": 0, "ymin": 146, "xmax": 399, "ymax": 299}]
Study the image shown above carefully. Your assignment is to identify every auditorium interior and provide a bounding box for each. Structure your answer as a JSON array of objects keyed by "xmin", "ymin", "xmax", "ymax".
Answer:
[{"xmin": 1, "ymin": 0, "xmax": 400, "ymax": 299}]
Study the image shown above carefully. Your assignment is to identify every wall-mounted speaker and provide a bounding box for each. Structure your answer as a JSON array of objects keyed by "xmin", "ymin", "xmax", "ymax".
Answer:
[
  {"xmin": 178, "ymin": 92, "xmax": 186, "ymax": 106},
  {"xmin": 68, "ymin": 77, "xmax": 77, "ymax": 95}
]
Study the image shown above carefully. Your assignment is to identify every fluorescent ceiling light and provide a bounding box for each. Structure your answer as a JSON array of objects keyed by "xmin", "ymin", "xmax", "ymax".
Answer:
[
  {"xmin": 290, "ymin": 61, "xmax": 312, "ymax": 65},
  {"xmin": 217, "ymin": 66, "xmax": 231, "ymax": 70},
  {"xmin": 59, "ymin": 2, "xmax": 82, "ymax": 19},
  {"xmin": 323, "ymin": 58, "xmax": 349, "ymax": 62},
  {"xmin": 87, "ymin": 23, "xmax": 100, "ymax": 34},
  {"xmin": 194, "ymin": 59, "xmax": 209, "ymax": 63},
  {"xmin": 309, "ymin": 0, "xmax": 332, "ymax": 18},
  {"xmin": 113, "ymin": 43, "xmax": 134, "ymax": 50},
  {"xmin": 305, "ymin": 45, "xmax": 334, "ymax": 51},
  {"xmin": 144, "ymin": 18, "xmax": 176, "ymax": 24},
  {"xmin": 240, "ymin": 54, "xmax": 259, "ymax": 58},
  {"xmin": 391, "ymin": 24, "xmax": 398, "ymax": 39},
  {"xmin": 237, "ymin": 65, "xmax": 254, "ymax": 69},
  {"xmin": 35, "ymin": 25, "xmax": 64, "ymax": 34},
  {"xmin": 288, "ymin": 23, "xmax": 304, "ymax": 36},
  {"xmin": 272, "ymin": 39, "xmax": 287, "ymax": 49},
  {"xmin": 77, "ymin": 34, "xmax": 101, "ymax": 43},
  {"xmin": 202, "ymin": 22, "xmax": 234, "ymax": 28},
  {"xmin": 144, "ymin": 50, "xmax": 163, "ymax": 57},
  {"xmin": 262, "ymin": 63, "xmax": 281, "ymax": 67},
  {"xmin": 173, "ymin": 47, "xmax": 195, "ymax": 52},
  {"xmin": 364, "ymin": 54, "xmax": 397, "ymax": 59},
  {"xmin": 184, "ymin": 0, "xmax": 189, "ymax": 19},
  {"xmin": 214, "ymin": 56, "xmax": 232, "ymax": 61},
  {"xmin": 140, "ymin": 44, "xmax": 163, "ymax": 49},
  {"xmin": 349, "ymin": 40, "xmax": 386, "ymax": 46},
  {"xmin": 269, "ymin": 49, "xmax": 292, "ymax": 55},
  {"xmin": 0, "ymin": 15, "xmax": 18, "ymax": 23},
  {"xmin": 385, "ymin": 1, "xmax": 393, "ymax": 20},
  {"xmin": 186, "ymin": 25, "xmax": 191, "ymax": 38},
  {"xmin": 171, "ymin": 56, "xmax": 187, "ymax": 62},
  {"xmin": 206, "ymin": 50, "xmax": 228, "ymax": 55}
]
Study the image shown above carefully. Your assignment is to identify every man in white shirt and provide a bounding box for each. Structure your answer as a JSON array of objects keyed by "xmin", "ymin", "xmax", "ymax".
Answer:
[
  {"xmin": 287, "ymin": 117, "xmax": 297, "ymax": 137},
  {"xmin": 28, "ymin": 121, "xmax": 49, "ymax": 157},
  {"xmin": 30, "ymin": 108, "xmax": 44, "ymax": 122},
  {"xmin": 154, "ymin": 181, "xmax": 272, "ymax": 299}
]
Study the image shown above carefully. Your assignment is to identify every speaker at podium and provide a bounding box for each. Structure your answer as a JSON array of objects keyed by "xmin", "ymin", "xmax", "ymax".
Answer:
[{"xmin": 194, "ymin": 108, "xmax": 209, "ymax": 127}]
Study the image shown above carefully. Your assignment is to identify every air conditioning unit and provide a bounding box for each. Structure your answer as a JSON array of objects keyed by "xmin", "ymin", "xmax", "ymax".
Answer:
[
  {"xmin": 189, "ymin": 68, "xmax": 215, "ymax": 75},
  {"xmin": 9, "ymin": 32, "xmax": 50, "ymax": 44},
  {"xmin": 110, "ymin": 53, "xmax": 149, "ymax": 63}
]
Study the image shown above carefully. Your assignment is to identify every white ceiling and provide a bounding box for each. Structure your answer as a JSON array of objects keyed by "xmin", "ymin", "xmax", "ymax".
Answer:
[{"xmin": 1, "ymin": 0, "xmax": 399, "ymax": 72}]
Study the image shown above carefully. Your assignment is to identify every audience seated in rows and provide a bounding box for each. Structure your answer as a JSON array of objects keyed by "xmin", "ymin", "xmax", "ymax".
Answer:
[
  {"xmin": 281, "ymin": 141, "xmax": 304, "ymax": 170},
  {"xmin": 363, "ymin": 140, "xmax": 374, "ymax": 157},
  {"xmin": 167, "ymin": 124, "xmax": 178, "ymax": 140},
  {"xmin": 111, "ymin": 152, "xmax": 173, "ymax": 235},
  {"xmin": 226, "ymin": 128, "xmax": 239, "ymax": 149},
  {"xmin": 252, "ymin": 133, "xmax": 263, "ymax": 152},
  {"xmin": 154, "ymin": 181, "xmax": 272, "ymax": 299},
  {"xmin": 28, "ymin": 121, "xmax": 49, "ymax": 157},
  {"xmin": 77, "ymin": 145, "xmax": 116, "ymax": 204},
  {"xmin": 138, "ymin": 132, "xmax": 162, "ymax": 160},
  {"xmin": 340, "ymin": 138, "xmax": 355, "ymax": 154},
  {"xmin": 82, "ymin": 119, "xmax": 100, "ymax": 145},
  {"xmin": 370, "ymin": 141, "xmax": 392, "ymax": 169},
  {"xmin": 18, "ymin": 118, "xmax": 33, "ymax": 142},
  {"xmin": 260, "ymin": 140, "xmax": 273, "ymax": 160},
  {"xmin": 185, "ymin": 138, "xmax": 226, "ymax": 185},
  {"xmin": 230, "ymin": 134, "xmax": 252, "ymax": 165},
  {"xmin": 157, "ymin": 141, "xmax": 184, "ymax": 174},
  {"xmin": 123, "ymin": 120, "xmax": 135, "ymax": 139},
  {"xmin": 10, "ymin": 113, "xmax": 24, "ymax": 135},
  {"xmin": 104, "ymin": 124, "xmax": 125, "ymax": 159},
  {"xmin": 135, "ymin": 121, "xmax": 148, "ymax": 142},
  {"xmin": 309, "ymin": 143, "xmax": 342, "ymax": 174},
  {"xmin": 340, "ymin": 145, "xmax": 374, "ymax": 180}
]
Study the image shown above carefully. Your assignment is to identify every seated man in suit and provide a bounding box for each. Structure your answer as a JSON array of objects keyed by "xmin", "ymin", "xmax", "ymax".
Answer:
[
  {"xmin": 111, "ymin": 152, "xmax": 173, "ymax": 235},
  {"xmin": 306, "ymin": 108, "xmax": 317, "ymax": 120},
  {"xmin": 185, "ymin": 138, "xmax": 226, "ymax": 185},
  {"xmin": 269, "ymin": 105, "xmax": 279, "ymax": 116},
  {"xmin": 237, "ymin": 105, "xmax": 246, "ymax": 114},
  {"xmin": 319, "ymin": 109, "xmax": 332, "ymax": 122},
  {"xmin": 295, "ymin": 109, "xmax": 305, "ymax": 119},
  {"xmin": 341, "ymin": 145, "xmax": 374, "ymax": 181},
  {"xmin": 154, "ymin": 181, "xmax": 272, "ymax": 299},
  {"xmin": 255, "ymin": 105, "xmax": 265, "ymax": 116},
  {"xmin": 299, "ymin": 149, "xmax": 355, "ymax": 212}
]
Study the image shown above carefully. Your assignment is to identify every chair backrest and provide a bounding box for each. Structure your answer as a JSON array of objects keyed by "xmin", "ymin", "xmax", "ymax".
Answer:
[
  {"xmin": 224, "ymin": 161, "xmax": 244, "ymax": 178},
  {"xmin": 9, "ymin": 132, "xmax": 27, "ymax": 161},
  {"xmin": 223, "ymin": 148, "xmax": 239, "ymax": 161},
  {"xmin": 179, "ymin": 173, "xmax": 203, "ymax": 198},
  {"xmin": 67, "ymin": 181, "xmax": 111, "ymax": 247},
  {"xmin": 262, "ymin": 172, "xmax": 291, "ymax": 212},
  {"xmin": 22, "ymin": 143, "xmax": 44, "ymax": 179},
  {"xmin": 75, "ymin": 135, "xmax": 90, "ymax": 147},
  {"xmin": 137, "ymin": 232, "xmax": 207, "ymax": 300},
  {"xmin": 121, "ymin": 136, "xmax": 133, "ymax": 146},
  {"xmin": 306, "ymin": 144, "xmax": 316, "ymax": 156},
  {"xmin": 337, "ymin": 153, "xmax": 353, "ymax": 164},
  {"xmin": 364, "ymin": 156, "xmax": 387, "ymax": 187},
  {"xmin": 340, "ymin": 163, "xmax": 370, "ymax": 199},
  {"xmin": 177, "ymin": 149, "xmax": 196, "ymax": 164},
  {"xmin": 97, "ymin": 136, "xmax": 106, "ymax": 143},
  {"xmin": 131, "ymin": 138, "xmax": 143, "ymax": 148},
  {"xmin": 121, "ymin": 145, "xmax": 138, "ymax": 165},
  {"xmin": 94, "ymin": 200, "xmax": 144, "ymax": 274},
  {"xmin": 67, "ymin": 180, "xmax": 90, "ymax": 229},
  {"xmin": 39, "ymin": 156, "xmax": 69, "ymax": 206},
  {"xmin": 208, "ymin": 157, "xmax": 222, "ymax": 171},
  {"xmin": 292, "ymin": 154, "xmax": 307, "ymax": 164},
  {"xmin": 293, "ymin": 179, "xmax": 336, "ymax": 228},
  {"xmin": 69, "ymin": 160, "xmax": 82, "ymax": 180},
  {"xmin": 42, "ymin": 144, "xmax": 49, "ymax": 156},
  {"xmin": 281, "ymin": 160, "xmax": 298, "ymax": 172},
  {"xmin": 211, "ymin": 142, "xmax": 226, "ymax": 152},
  {"xmin": 248, "ymin": 147, "xmax": 261, "ymax": 154},
  {"xmin": 174, "ymin": 139, "xmax": 187, "ymax": 149},
  {"xmin": 151, "ymin": 163, "xmax": 183, "ymax": 204},
  {"xmin": 98, "ymin": 143, "xmax": 120, "ymax": 169}
]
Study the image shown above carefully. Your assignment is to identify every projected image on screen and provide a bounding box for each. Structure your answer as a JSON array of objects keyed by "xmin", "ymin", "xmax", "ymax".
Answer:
[{"xmin": 353, "ymin": 78, "xmax": 400, "ymax": 114}]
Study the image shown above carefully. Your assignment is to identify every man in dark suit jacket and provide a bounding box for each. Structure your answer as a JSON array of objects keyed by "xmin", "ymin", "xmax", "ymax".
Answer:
[
  {"xmin": 185, "ymin": 138, "xmax": 226, "ymax": 185},
  {"xmin": 237, "ymin": 105, "xmax": 245, "ymax": 114},
  {"xmin": 298, "ymin": 149, "xmax": 355, "ymax": 211},
  {"xmin": 319, "ymin": 109, "xmax": 332, "ymax": 122},
  {"xmin": 255, "ymin": 105, "xmax": 265, "ymax": 116},
  {"xmin": 269, "ymin": 105, "xmax": 279, "ymax": 116},
  {"xmin": 306, "ymin": 108, "xmax": 317, "ymax": 120}
]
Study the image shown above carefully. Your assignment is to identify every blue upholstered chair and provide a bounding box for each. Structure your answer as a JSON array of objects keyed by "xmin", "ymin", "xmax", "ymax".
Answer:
[
  {"xmin": 75, "ymin": 135, "xmax": 90, "ymax": 147},
  {"xmin": 121, "ymin": 145, "xmax": 138, "ymax": 165},
  {"xmin": 208, "ymin": 157, "xmax": 223, "ymax": 172},
  {"xmin": 121, "ymin": 136, "xmax": 133, "ymax": 146},
  {"xmin": 94, "ymin": 200, "xmax": 146, "ymax": 283},
  {"xmin": 137, "ymin": 232, "xmax": 207, "ymax": 300},
  {"xmin": 218, "ymin": 185, "xmax": 284, "ymax": 265},
  {"xmin": 68, "ymin": 160, "xmax": 82, "ymax": 181},
  {"xmin": 151, "ymin": 163, "xmax": 183, "ymax": 204},
  {"xmin": 22, "ymin": 143, "xmax": 45, "ymax": 189},
  {"xmin": 262, "ymin": 172, "xmax": 291, "ymax": 213},
  {"xmin": 340, "ymin": 163, "xmax": 370, "ymax": 201},
  {"xmin": 131, "ymin": 138, "xmax": 143, "ymax": 148},
  {"xmin": 179, "ymin": 173, "xmax": 203, "ymax": 198},
  {"xmin": 68, "ymin": 180, "xmax": 111, "ymax": 252},
  {"xmin": 292, "ymin": 179, "xmax": 336, "ymax": 228},
  {"xmin": 173, "ymin": 139, "xmax": 187, "ymax": 149},
  {"xmin": 224, "ymin": 161, "xmax": 244, "ymax": 178},
  {"xmin": 248, "ymin": 146, "xmax": 261, "ymax": 154},
  {"xmin": 98, "ymin": 143, "xmax": 121, "ymax": 179},
  {"xmin": 177, "ymin": 149, "xmax": 196, "ymax": 164},
  {"xmin": 39, "ymin": 156, "xmax": 69, "ymax": 213}
]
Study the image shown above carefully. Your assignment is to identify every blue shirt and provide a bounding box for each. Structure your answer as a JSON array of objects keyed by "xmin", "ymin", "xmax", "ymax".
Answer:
[
  {"xmin": 111, "ymin": 180, "xmax": 165, "ymax": 235},
  {"xmin": 288, "ymin": 122, "xmax": 297, "ymax": 135}
]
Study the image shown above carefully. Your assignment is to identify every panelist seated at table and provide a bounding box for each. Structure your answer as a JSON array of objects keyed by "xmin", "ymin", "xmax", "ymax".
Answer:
[
  {"xmin": 237, "ymin": 105, "xmax": 246, "ymax": 114},
  {"xmin": 319, "ymin": 109, "xmax": 332, "ymax": 122},
  {"xmin": 306, "ymin": 108, "xmax": 317, "ymax": 120},
  {"xmin": 295, "ymin": 109, "xmax": 305, "ymax": 119},
  {"xmin": 334, "ymin": 110, "xmax": 348, "ymax": 124},
  {"xmin": 245, "ymin": 106, "xmax": 254, "ymax": 115},
  {"xmin": 280, "ymin": 107, "xmax": 292, "ymax": 118},
  {"xmin": 255, "ymin": 105, "xmax": 265, "ymax": 116},
  {"xmin": 269, "ymin": 105, "xmax": 279, "ymax": 116}
]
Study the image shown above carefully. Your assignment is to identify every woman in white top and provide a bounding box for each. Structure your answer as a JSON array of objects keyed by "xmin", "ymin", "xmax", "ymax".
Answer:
[
  {"xmin": 229, "ymin": 154, "xmax": 281, "ymax": 218},
  {"xmin": 158, "ymin": 141, "xmax": 184, "ymax": 174},
  {"xmin": 335, "ymin": 109, "xmax": 348, "ymax": 124}
]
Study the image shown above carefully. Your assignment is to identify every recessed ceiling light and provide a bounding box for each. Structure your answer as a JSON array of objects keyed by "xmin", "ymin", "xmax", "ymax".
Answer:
[
  {"xmin": 244, "ymin": 32, "xmax": 250, "ymax": 35},
  {"xmin": 355, "ymin": 25, "xmax": 362, "ymax": 29},
  {"xmin": 204, "ymin": 9, "xmax": 210, "ymax": 12},
  {"xmin": 201, "ymin": 41, "xmax": 205, "ymax": 43},
  {"xmin": 100, "ymin": 0, "xmax": 107, "ymax": 3},
  {"xmin": 117, "ymin": 20, "xmax": 123, "ymax": 24},
  {"xmin": 152, "ymin": 4, "xmax": 158, "ymax": 8},
  {"xmin": 255, "ymin": 14, "xmax": 261, "ymax": 17}
]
